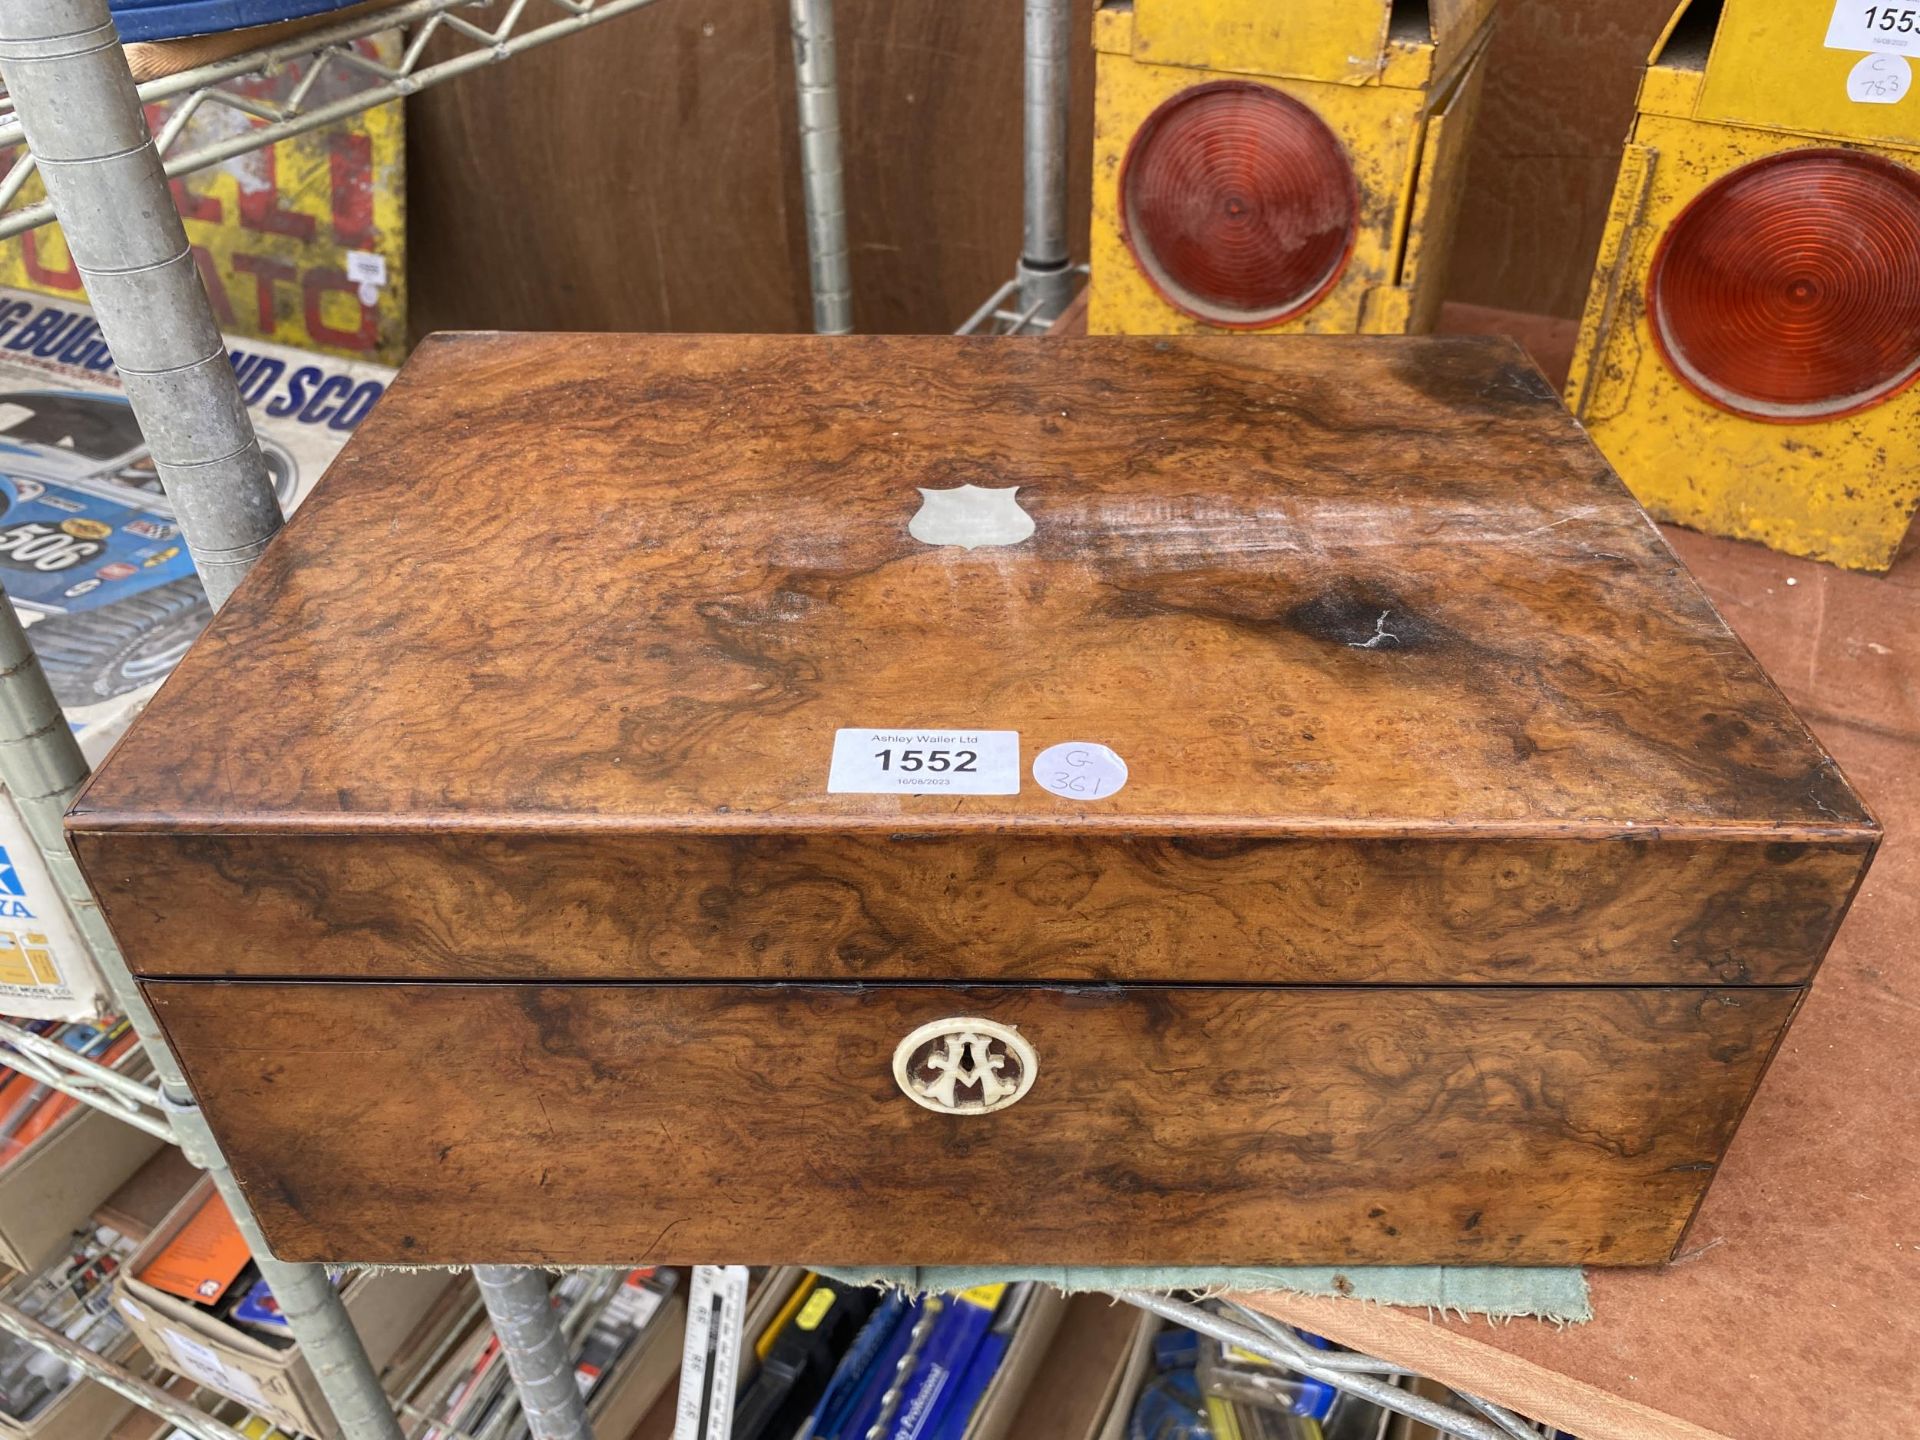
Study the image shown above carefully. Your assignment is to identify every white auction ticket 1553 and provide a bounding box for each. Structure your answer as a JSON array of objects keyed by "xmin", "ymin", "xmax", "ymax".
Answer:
[
  {"xmin": 827, "ymin": 728, "xmax": 1021, "ymax": 795},
  {"xmin": 1827, "ymin": 0, "xmax": 1920, "ymax": 54}
]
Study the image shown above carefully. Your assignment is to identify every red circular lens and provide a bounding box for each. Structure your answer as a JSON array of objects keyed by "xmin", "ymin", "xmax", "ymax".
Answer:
[
  {"xmin": 1648, "ymin": 148, "xmax": 1920, "ymax": 422},
  {"xmin": 1119, "ymin": 81, "xmax": 1358, "ymax": 327}
]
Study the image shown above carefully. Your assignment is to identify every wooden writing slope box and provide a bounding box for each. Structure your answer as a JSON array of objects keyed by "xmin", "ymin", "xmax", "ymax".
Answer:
[{"xmin": 68, "ymin": 334, "xmax": 1875, "ymax": 1269}]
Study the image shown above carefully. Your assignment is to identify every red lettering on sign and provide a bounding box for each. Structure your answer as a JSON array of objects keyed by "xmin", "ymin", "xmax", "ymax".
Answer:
[
  {"xmin": 172, "ymin": 178, "xmax": 222, "ymax": 224},
  {"xmin": 303, "ymin": 268, "xmax": 377, "ymax": 350},
  {"xmin": 21, "ymin": 232, "xmax": 80, "ymax": 291},
  {"xmin": 190, "ymin": 245, "xmax": 239, "ymax": 326},
  {"xmin": 329, "ymin": 131, "xmax": 374, "ymax": 249},
  {"xmin": 232, "ymin": 252, "xmax": 298, "ymax": 330},
  {"xmin": 236, "ymin": 147, "xmax": 317, "ymax": 242}
]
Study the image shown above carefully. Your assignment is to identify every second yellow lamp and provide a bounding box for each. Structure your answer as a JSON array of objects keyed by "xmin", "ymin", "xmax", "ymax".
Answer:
[{"xmin": 1088, "ymin": 0, "xmax": 1495, "ymax": 337}]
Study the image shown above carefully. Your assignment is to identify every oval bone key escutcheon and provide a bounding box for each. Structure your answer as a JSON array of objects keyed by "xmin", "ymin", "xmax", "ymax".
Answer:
[{"xmin": 892, "ymin": 1017, "xmax": 1038, "ymax": 1115}]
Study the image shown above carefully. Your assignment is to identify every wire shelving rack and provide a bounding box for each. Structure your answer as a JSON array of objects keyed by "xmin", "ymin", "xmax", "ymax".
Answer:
[{"xmin": 0, "ymin": 2, "xmax": 1556, "ymax": 1437}]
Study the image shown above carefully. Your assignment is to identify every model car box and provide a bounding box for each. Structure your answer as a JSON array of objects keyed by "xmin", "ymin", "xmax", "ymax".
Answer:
[
  {"xmin": 0, "ymin": 797, "xmax": 113, "ymax": 1022},
  {"xmin": 111, "ymin": 1176, "xmax": 450, "ymax": 1438},
  {"xmin": 74, "ymin": 334, "xmax": 1875, "ymax": 1268},
  {"xmin": 0, "ymin": 288, "xmax": 392, "ymax": 724},
  {"xmin": 0, "ymin": 287, "xmax": 392, "ymax": 1025}
]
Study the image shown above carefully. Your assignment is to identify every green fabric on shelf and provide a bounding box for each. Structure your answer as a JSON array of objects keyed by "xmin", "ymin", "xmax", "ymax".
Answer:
[{"xmin": 816, "ymin": 1266, "xmax": 1590, "ymax": 1323}]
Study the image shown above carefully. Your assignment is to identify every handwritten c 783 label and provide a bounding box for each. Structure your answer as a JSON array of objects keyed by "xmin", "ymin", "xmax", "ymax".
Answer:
[
  {"xmin": 1828, "ymin": 1, "xmax": 1920, "ymax": 54},
  {"xmin": 1848, "ymin": 50, "xmax": 1914, "ymax": 99},
  {"xmin": 827, "ymin": 729, "xmax": 1020, "ymax": 795}
]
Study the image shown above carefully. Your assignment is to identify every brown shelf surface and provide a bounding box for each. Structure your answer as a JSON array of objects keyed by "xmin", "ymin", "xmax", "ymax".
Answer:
[{"xmin": 1240, "ymin": 523, "xmax": 1920, "ymax": 1440}]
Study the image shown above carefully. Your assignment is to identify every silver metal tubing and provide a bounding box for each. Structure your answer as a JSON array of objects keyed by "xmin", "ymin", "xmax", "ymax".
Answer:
[
  {"xmin": 0, "ymin": 595, "xmax": 405, "ymax": 1440},
  {"xmin": 1232, "ymin": 1304, "xmax": 1538, "ymax": 1436},
  {"xmin": 957, "ymin": 263, "xmax": 1090, "ymax": 337},
  {"xmin": 0, "ymin": 0, "xmax": 282, "ymax": 608},
  {"xmin": 1455, "ymin": 1393, "xmax": 1555, "ymax": 1440},
  {"xmin": 0, "ymin": 1296, "xmax": 250, "ymax": 1440},
  {"xmin": 0, "ymin": 1018, "xmax": 173, "ymax": 1140},
  {"xmin": 790, "ymin": 0, "xmax": 854, "ymax": 334},
  {"xmin": 1109, "ymin": 1291, "xmax": 1524, "ymax": 1440},
  {"xmin": 957, "ymin": 277, "xmax": 1022, "ymax": 336},
  {"xmin": 1017, "ymin": 0, "xmax": 1075, "ymax": 322},
  {"xmin": 471, "ymin": 1267, "xmax": 593, "ymax": 1440},
  {"xmin": 1232, "ymin": 1303, "xmax": 1420, "ymax": 1378}
]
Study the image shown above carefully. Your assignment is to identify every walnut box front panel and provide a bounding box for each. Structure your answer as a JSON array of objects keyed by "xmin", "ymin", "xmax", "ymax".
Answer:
[
  {"xmin": 143, "ymin": 981, "xmax": 1796, "ymax": 1268},
  {"xmin": 69, "ymin": 333, "xmax": 1876, "ymax": 1267}
]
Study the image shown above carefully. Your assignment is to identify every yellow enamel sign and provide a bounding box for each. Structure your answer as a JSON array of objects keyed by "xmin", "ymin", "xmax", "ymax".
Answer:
[{"xmin": 0, "ymin": 34, "xmax": 405, "ymax": 366}]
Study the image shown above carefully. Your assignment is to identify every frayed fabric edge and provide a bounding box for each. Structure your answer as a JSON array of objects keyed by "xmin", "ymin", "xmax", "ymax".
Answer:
[{"xmin": 340, "ymin": 1263, "xmax": 1593, "ymax": 1326}]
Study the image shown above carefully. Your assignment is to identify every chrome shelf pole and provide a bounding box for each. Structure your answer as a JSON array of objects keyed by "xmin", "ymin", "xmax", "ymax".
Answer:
[
  {"xmin": 471, "ymin": 1267, "xmax": 593, "ymax": 1440},
  {"xmin": 790, "ymin": 0, "xmax": 853, "ymax": 334},
  {"xmin": 1017, "ymin": 0, "xmax": 1075, "ymax": 323},
  {"xmin": 0, "ymin": 0, "xmax": 280, "ymax": 607},
  {"xmin": 956, "ymin": 0, "xmax": 1082, "ymax": 335}
]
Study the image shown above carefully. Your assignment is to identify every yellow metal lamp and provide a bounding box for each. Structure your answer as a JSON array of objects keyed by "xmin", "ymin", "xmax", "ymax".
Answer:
[
  {"xmin": 1568, "ymin": 0, "xmax": 1920, "ymax": 572},
  {"xmin": 1087, "ymin": 0, "xmax": 1495, "ymax": 337}
]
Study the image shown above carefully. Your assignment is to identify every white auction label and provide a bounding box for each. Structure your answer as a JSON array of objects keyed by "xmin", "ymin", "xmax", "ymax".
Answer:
[
  {"xmin": 1032, "ymin": 741, "xmax": 1129, "ymax": 801},
  {"xmin": 1848, "ymin": 50, "xmax": 1914, "ymax": 99},
  {"xmin": 345, "ymin": 249, "xmax": 388, "ymax": 306},
  {"xmin": 1827, "ymin": 0, "xmax": 1920, "ymax": 55},
  {"xmin": 344, "ymin": 249, "xmax": 388, "ymax": 286},
  {"xmin": 827, "ymin": 728, "xmax": 1020, "ymax": 795}
]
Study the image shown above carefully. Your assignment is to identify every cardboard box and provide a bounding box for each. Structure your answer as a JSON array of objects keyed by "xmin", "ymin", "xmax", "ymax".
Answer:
[
  {"xmin": 0, "ymin": 814, "xmax": 105, "ymax": 1023},
  {"xmin": 0, "ymin": 792, "xmax": 112, "ymax": 1021},
  {"xmin": 959, "ymin": 1284, "xmax": 1067, "ymax": 1440},
  {"xmin": 113, "ymin": 1176, "xmax": 449, "ymax": 1438},
  {"xmin": 0, "ymin": 288, "xmax": 394, "ymax": 742},
  {"xmin": 92, "ymin": 1148, "xmax": 201, "ymax": 1248},
  {"xmin": 0, "ymin": 1329, "xmax": 144, "ymax": 1440},
  {"xmin": 1096, "ymin": 1309, "xmax": 1162, "ymax": 1440},
  {"xmin": 0, "ymin": 58, "xmax": 406, "ymax": 367},
  {"xmin": 0, "ymin": 1077, "xmax": 164, "ymax": 1272},
  {"xmin": 0, "ymin": 287, "xmax": 395, "ymax": 1026},
  {"xmin": 1385, "ymin": 1377, "xmax": 1472, "ymax": 1440},
  {"xmin": 586, "ymin": 1289, "xmax": 686, "ymax": 1440},
  {"xmin": 999, "ymin": 1293, "xmax": 1146, "ymax": 1440},
  {"xmin": 0, "ymin": 1152, "xmax": 199, "ymax": 1439}
]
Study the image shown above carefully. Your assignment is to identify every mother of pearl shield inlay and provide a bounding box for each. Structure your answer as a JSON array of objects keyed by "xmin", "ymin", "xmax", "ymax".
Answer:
[
  {"xmin": 892, "ymin": 1017, "xmax": 1038, "ymax": 1116},
  {"xmin": 907, "ymin": 485, "xmax": 1035, "ymax": 549}
]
